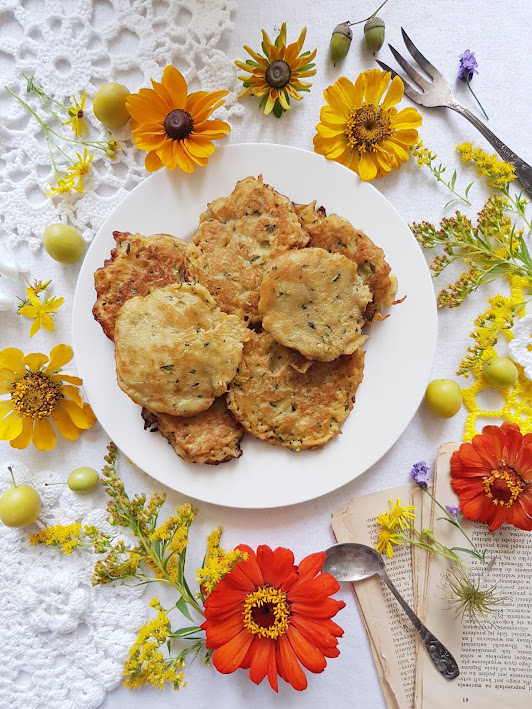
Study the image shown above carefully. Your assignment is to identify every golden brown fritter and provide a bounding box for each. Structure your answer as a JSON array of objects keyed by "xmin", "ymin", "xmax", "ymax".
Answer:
[
  {"xmin": 294, "ymin": 202, "xmax": 396, "ymax": 322},
  {"xmin": 259, "ymin": 247, "xmax": 372, "ymax": 361},
  {"xmin": 141, "ymin": 398, "xmax": 243, "ymax": 465},
  {"xmin": 226, "ymin": 331, "xmax": 365, "ymax": 451},
  {"xmin": 186, "ymin": 176, "xmax": 309, "ymax": 324},
  {"xmin": 114, "ymin": 283, "xmax": 250, "ymax": 417},
  {"xmin": 93, "ymin": 231, "xmax": 187, "ymax": 341}
]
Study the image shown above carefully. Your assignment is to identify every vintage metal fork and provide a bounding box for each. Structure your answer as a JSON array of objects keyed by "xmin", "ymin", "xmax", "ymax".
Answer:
[{"xmin": 377, "ymin": 29, "xmax": 532, "ymax": 196}]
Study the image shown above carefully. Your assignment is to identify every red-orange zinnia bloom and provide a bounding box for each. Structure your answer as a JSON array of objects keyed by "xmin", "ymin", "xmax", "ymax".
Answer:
[
  {"xmin": 201, "ymin": 544, "xmax": 345, "ymax": 691},
  {"xmin": 450, "ymin": 422, "xmax": 532, "ymax": 532}
]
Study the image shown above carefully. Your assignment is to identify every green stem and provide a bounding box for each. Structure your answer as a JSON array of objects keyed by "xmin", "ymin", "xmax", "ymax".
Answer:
[
  {"xmin": 423, "ymin": 489, "xmax": 485, "ymax": 561},
  {"xmin": 7, "ymin": 466, "xmax": 16, "ymax": 487},
  {"xmin": 466, "ymin": 81, "xmax": 489, "ymax": 121}
]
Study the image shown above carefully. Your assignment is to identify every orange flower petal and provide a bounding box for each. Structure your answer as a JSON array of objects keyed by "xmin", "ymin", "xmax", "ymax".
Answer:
[
  {"xmin": 249, "ymin": 638, "xmax": 274, "ymax": 686},
  {"xmin": 126, "ymin": 89, "xmax": 168, "ymax": 122},
  {"xmin": 173, "ymin": 140, "xmax": 196, "ymax": 173},
  {"xmin": 156, "ymin": 139, "xmax": 179, "ymax": 170},
  {"xmin": 277, "ymin": 634, "xmax": 307, "ymax": 690},
  {"xmin": 32, "ymin": 416, "xmax": 56, "ymax": 451},
  {"xmin": 212, "ymin": 629, "xmax": 254, "ymax": 674},
  {"xmin": 286, "ymin": 625, "xmax": 326, "ymax": 673},
  {"xmin": 235, "ymin": 544, "xmax": 264, "ymax": 587},
  {"xmin": 145, "ymin": 150, "xmax": 163, "ymax": 172},
  {"xmin": 183, "ymin": 136, "xmax": 215, "ymax": 159},
  {"xmin": 150, "ymin": 79, "xmax": 175, "ymax": 111},
  {"xmin": 161, "ymin": 65, "xmax": 188, "ymax": 108}
]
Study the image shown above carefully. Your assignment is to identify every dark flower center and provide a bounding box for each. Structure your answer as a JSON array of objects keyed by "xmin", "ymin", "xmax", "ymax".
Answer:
[
  {"xmin": 164, "ymin": 109, "xmax": 193, "ymax": 140},
  {"xmin": 265, "ymin": 60, "xmax": 291, "ymax": 89},
  {"xmin": 483, "ymin": 462, "xmax": 525, "ymax": 507}
]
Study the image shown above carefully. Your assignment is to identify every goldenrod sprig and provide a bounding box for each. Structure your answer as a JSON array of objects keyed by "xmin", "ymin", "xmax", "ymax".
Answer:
[{"xmin": 411, "ymin": 140, "xmax": 472, "ymax": 207}]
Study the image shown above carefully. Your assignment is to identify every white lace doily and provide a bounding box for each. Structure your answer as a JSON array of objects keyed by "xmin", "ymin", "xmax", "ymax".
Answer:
[
  {"xmin": 0, "ymin": 461, "xmax": 147, "ymax": 709},
  {"xmin": 0, "ymin": 0, "xmax": 243, "ymax": 251},
  {"xmin": 509, "ymin": 314, "xmax": 532, "ymax": 380}
]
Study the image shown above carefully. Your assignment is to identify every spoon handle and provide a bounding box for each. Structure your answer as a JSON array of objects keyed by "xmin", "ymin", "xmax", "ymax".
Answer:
[{"xmin": 380, "ymin": 572, "xmax": 460, "ymax": 680}]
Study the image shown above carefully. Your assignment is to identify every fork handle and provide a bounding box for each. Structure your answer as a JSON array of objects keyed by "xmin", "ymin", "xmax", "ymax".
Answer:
[{"xmin": 449, "ymin": 101, "xmax": 532, "ymax": 196}]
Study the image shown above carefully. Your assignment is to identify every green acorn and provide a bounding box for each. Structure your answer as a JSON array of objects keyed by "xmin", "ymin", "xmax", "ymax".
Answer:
[
  {"xmin": 364, "ymin": 16, "xmax": 385, "ymax": 54},
  {"xmin": 330, "ymin": 22, "xmax": 353, "ymax": 65}
]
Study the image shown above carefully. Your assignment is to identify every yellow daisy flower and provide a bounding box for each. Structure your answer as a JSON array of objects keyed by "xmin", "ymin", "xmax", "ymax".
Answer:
[
  {"xmin": 125, "ymin": 65, "xmax": 230, "ymax": 174},
  {"xmin": 46, "ymin": 176, "xmax": 82, "ymax": 197},
  {"xmin": 388, "ymin": 498, "xmax": 416, "ymax": 531},
  {"xmin": 65, "ymin": 92, "xmax": 88, "ymax": 137},
  {"xmin": 375, "ymin": 525, "xmax": 403, "ymax": 559},
  {"xmin": 236, "ymin": 23, "xmax": 316, "ymax": 117},
  {"xmin": 18, "ymin": 284, "xmax": 64, "ymax": 337},
  {"xmin": 0, "ymin": 344, "xmax": 96, "ymax": 451},
  {"xmin": 313, "ymin": 69, "xmax": 422, "ymax": 181},
  {"xmin": 67, "ymin": 147, "xmax": 94, "ymax": 184}
]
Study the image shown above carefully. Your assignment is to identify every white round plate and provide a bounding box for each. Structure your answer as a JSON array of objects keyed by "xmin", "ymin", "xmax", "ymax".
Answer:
[{"xmin": 73, "ymin": 143, "xmax": 436, "ymax": 509}]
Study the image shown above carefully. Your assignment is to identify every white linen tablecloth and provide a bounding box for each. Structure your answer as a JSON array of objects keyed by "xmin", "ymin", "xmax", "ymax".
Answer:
[{"xmin": 1, "ymin": 1, "xmax": 531, "ymax": 707}]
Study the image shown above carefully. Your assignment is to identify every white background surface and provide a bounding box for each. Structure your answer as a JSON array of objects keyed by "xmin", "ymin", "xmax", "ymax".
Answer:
[{"xmin": 1, "ymin": 1, "xmax": 531, "ymax": 707}]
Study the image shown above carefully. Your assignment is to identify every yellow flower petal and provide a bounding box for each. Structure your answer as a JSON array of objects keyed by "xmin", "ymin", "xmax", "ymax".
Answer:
[
  {"xmin": 278, "ymin": 91, "xmax": 291, "ymax": 111},
  {"xmin": 391, "ymin": 128, "xmax": 419, "ymax": 146},
  {"xmin": 173, "ymin": 141, "xmax": 196, "ymax": 173},
  {"xmin": 44, "ymin": 297, "xmax": 65, "ymax": 313},
  {"xmin": 0, "ymin": 399, "xmax": 14, "ymax": 419},
  {"xmin": 33, "ymin": 417, "xmax": 56, "ymax": 451},
  {"xmin": 50, "ymin": 371, "xmax": 82, "ymax": 386},
  {"xmin": 0, "ymin": 410, "xmax": 24, "ymax": 441},
  {"xmin": 52, "ymin": 407, "xmax": 83, "ymax": 440},
  {"xmin": 40, "ymin": 313, "xmax": 55, "ymax": 333},
  {"xmin": 316, "ymin": 123, "xmax": 346, "ymax": 139},
  {"xmin": 17, "ymin": 304, "xmax": 38, "ymax": 318},
  {"xmin": 161, "ymin": 66, "xmax": 188, "ymax": 108},
  {"xmin": 10, "ymin": 417, "xmax": 34, "ymax": 449},
  {"xmin": 264, "ymin": 90, "xmax": 278, "ymax": 115},
  {"xmin": 382, "ymin": 140, "xmax": 410, "ymax": 163},
  {"xmin": 391, "ymin": 106, "xmax": 423, "ymax": 129},
  {"xmin": 145, "ymin": 150, "xmax": 163, "ymax": 172},
  {"xmin": 0, "ymin": 348, "xmax": 25, "ymax": 376},
  {"xmin": 358, "ymin": 152, "xmax": 379, "ymax": 181},
  {"xmin": 0, "ymin": 382, "xmax": 12, "ymax": 394},
  {"xmin": 59, "ymin": 399, "xmax": 96, "ymax": 429},
  {"xmin": 45, "ymin": 344, "xmax": 73, "ymax": 373},
  {"xmin": 243, "ymin": 46, "xmax": 269, "ymax": 68},
  {"xmin": 60, "ymin": 384, "xmax": 83, "ymax": 407},
  {"xmin": 183, "ymin": 136, "xmax": 215, "ymax": 158},
  {"xmin": 29, "ymin": 317, "xmax": 41, "ymax": 338},
  {"xmin": 319, "ymin": 107, "xmax": 348, "ymax": 127},
  {"xmin": 157, "ymin": 138, "xmax": 179, "ymax": 170},
  {"xmin": 27, "ymin": 288, "xmax": 41, "ymax": 307},
  {"xmin": 381, "ymin": 75, "xmax": 404, "ymax": 109}
]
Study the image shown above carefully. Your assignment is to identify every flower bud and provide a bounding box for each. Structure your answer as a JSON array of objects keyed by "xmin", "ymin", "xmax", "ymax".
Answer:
[
  {"xmin": 364, "ymin": 16, "xmax": 385, "ymax": 54},
  {"xmin": 330, "ymin": 22, "xmax": 352, "ymax": 65}
]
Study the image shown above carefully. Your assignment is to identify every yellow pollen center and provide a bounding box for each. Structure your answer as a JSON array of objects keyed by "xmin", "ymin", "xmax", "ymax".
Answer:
[
  {"xmin": 482, "ymin": 464, "xmax": 525, "ymax": 507},
  {"xmin": 11, "ymin": 371, "xmax": 61, "ymax": 419},
  {"xmin": 345, "ymin": 104, "xmax": 392, "ymax": 153},
  {"xmin": 242, "ymin": 585, "xmax": 290, "ymax": 639}
]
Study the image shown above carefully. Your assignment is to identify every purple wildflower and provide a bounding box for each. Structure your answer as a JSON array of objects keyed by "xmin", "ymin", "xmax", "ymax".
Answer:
[
  {"xmin": 411, "ymin": 461, "xmax": 431, "ymax": 488},
  {"xmin": 446, "ymin": 505, "xmax": 461, "ymax": 520},
  {"xmin": 458, "ymin": 50, "xmax": 479, "ymax": 82}
]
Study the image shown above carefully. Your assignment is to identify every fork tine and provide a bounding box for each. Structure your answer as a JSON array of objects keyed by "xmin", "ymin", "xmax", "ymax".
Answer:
[
  {"xmin": 401, "ymin": 28, "xmax": 444, "ymax": 82},
  {"xmin": 388, "ymin": 44, "xmax": 429, "ymax": 91},
  {"xmin": 375, "ymin": 59, "xmax": 423, "ymax": 102}
]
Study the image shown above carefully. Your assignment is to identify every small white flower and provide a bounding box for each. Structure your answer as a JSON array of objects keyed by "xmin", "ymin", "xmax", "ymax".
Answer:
[{"xmin": 509, "ymin": 315, "xmax": 532, "ymax": 380}]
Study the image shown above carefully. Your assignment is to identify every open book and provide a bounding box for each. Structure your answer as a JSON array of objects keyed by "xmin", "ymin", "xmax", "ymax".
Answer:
[{"xmin": 332, "ymin": 443, "xmax": 532, "ymax": 709}]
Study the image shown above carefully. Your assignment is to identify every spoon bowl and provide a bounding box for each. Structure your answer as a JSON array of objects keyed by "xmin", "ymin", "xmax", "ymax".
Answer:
[{"xmin": 323, "ymin": 542, "xmax": 385, "ymax": 582}]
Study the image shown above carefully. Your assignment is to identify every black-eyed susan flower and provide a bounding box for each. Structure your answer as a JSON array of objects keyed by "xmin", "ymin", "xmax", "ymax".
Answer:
[
  {"xmin": 313, "ymin": 69, "xmax": 422, "ymax": 181},
  {"xmin": 65, "ymin": 92, "xmax": 88, "ymax": 137},
  {"xmin": 0, "ymin": 344, "xmax": 96, "ymax": 451},
  {"xmin": 125, "ymin": 66, "xmax": 230, "ymax": 173},
  {"xmin": 236, "ymin": 23, "xmax": 316, "ymax": 117}
]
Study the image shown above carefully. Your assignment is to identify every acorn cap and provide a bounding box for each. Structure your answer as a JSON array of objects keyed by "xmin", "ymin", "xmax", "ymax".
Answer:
[
  {"xmin": 364, "ymin": 16, "xmax": 385, "ymax": 32},
  {"xmin": 333, "ymin": 21, "xmax": 353, "ymax": 41}
]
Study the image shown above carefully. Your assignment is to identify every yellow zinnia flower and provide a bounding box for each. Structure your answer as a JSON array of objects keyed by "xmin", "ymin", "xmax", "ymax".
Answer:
[
  {"xmin": 65, "ymin": 92, "xmax": 88, "ymax": 138},
  {"xmin": 125, "ymin": 66, "xmax": 230, "ymax": 174},
  {"xmin": 313, "ymin": 69, "xmax": 422, "ymax": 181},
  {"xmin": 236, "ymin": 23, "xmax": 316, "ymax": 117},
  {"xmin": 17, "ymin": 281, "xmax": 64, "ymax": 337},
  {"xmin": 0, "ymin": 344, "xmax": 96, "ymax": 451}
]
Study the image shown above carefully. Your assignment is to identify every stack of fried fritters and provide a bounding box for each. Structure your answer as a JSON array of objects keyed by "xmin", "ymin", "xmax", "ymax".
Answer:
[{"xmin": 93, "ymin": 176, "xmax": 396, "ymax": 465}]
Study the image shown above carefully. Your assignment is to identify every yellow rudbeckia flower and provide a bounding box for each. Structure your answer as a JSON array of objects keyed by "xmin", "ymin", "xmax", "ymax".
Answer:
[
  {"xmin": 313, "ymin": 69, "xmax": 422, "ymax": 181},
  {"xmin": 0, "ymin": 344, "xmax": 96, "ymax": 451}
]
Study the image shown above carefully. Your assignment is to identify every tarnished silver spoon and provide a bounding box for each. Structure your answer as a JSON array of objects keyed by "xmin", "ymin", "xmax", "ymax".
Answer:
[{"xmin": 323, "ymin": 543, "xmax": 460, "ymax": 680}]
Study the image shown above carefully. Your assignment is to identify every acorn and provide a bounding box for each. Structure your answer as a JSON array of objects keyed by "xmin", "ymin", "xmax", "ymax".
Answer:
[
  {"xmin": 364, "ymin": 16, "xmax": 385, "ymax": 54},
  {"xmin": 330, "ymin": 22, "xmax": 353, "ymax": 65}
]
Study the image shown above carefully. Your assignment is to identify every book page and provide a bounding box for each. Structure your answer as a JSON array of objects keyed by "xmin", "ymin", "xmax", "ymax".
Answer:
[
  {"xmin": 421, "ymin": 443, "xmax": 532, "ymax": 709},
  {"xmin": 332, "ymin": 485, "xmax": 419, "ymax": 709}
]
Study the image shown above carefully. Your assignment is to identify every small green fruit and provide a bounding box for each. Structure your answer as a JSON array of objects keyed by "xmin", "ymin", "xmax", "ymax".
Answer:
[
  {"xmin": 93, "ymin": 82, "xmax": 130, "ymax": 129},
  {"xmin": 43, "ymin": 224, "xmax": 85, "ymax": 264},
  {"xmin": 330, "ymin": 22, "xmax": 353, "ymax": 64},
  {"xmin": 0, "ymin": 484, "xmax": 41, "ymax": 527},
  {"xmin": 483, "ymin": 356, "xmax": 518, "ymax": 388},
  {"xmin": 67, "ymin": 467, "xmax": 100, "ymax": 492},
  {"xmin": 364, "ymin": 17, "xmax": 385, "ymax": 54},
  {"xmin": 425, "ymin": 379, "xmax": 463, "ymax": 418}
]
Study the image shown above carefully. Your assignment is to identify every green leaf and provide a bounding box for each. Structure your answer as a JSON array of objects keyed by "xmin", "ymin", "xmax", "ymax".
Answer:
[
  {"xmin": 465, "ymin": 181, "xmax": 474, "ymax": 198},
  {"xmin": 272, "ymin": 100, "xmax": 284, "ymax": 118},
  {"xmin": 449, "ymin": 170, "xmax": 457, "ymax": 190},
  {"xmin": 175, "ymin": 596, "xmax": 193, "ymax": 621},
  {"xmin": 258, "ymin": 93, "xmax": 268, "ymax": 110},
  {"xmin": 297, "ymin": 63, "xmax": 315, "ymax": 71},
  {"xmin": 283, "ymin": 89, "xmax": 290, "ymax": 105},
  {"xmin": 297, "ymin": 87, "xmax": 311, "ymax": 92},
  {"xmin": 261, "ymin": 41, "xmax": 269, "ymax": 59},
  {"xmin": 449, "ymin": 546, "xmax": 480, "ymax": 557},
  {"xmin": 171, "ymin": 626, "xmax": 202, "ymax": 638},
  {"xmin": 245, "ymin": 59, "xmax": 260, "ymax": 67},
  {"xmin": 242, "ymin": 82, "xmax": 252, "ymax": 88},
  {"xmin": 300, "ymin": 51, "xmax": 311, "ymax": 56}
]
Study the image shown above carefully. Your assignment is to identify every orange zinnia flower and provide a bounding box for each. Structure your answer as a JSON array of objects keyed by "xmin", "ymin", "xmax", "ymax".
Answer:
[
  {"xmin": 201, "ymin": 544, "xmax": 345, "ymax": 692},
  {"xmin": 450, "ymin": 422, "xmax": 532, "ymax": 532},
  {"xmin": 125, "ymin": 66, "xmax": 230, "ymax": 173}
]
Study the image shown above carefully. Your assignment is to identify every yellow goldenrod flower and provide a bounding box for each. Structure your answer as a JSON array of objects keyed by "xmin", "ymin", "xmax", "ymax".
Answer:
[
  {"xmin": 388, "ymin": 498, "xmax": 416, "ymax": 531},
  {"xmin": 65, "ymin": 92, "xmax": 88, "ymax": 137},
  {"xmin": 314, "ymin": 69, "xmax": 422, "ymax": 181},
  {"xmin": 456, "ymin": 142, "xmax": 516, "ymax": 189},
  {"xmin": 196, "ymin": 527, "xmax": 247, "ymax": 596},
  {"xmin": 0, "ymin": 344, "xmax": 96, "ymax": 450},
  {"xmin": 411, "ymin": 139, "xmax": 437, "ymax": 167},
  {"xmin": 17, "ymin": 282, "xmax": 64, "ymax": 337},
  {"xmin": 375, "ymin": 525, "xmax": 403, "ymax": 558},
  {"xmin": 31, "ymin": 523, "xmax": 82, "ymax": 554},
  {"xmin": 236, "ymin": 23, "xmax": 316, "ymax": 117}
]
